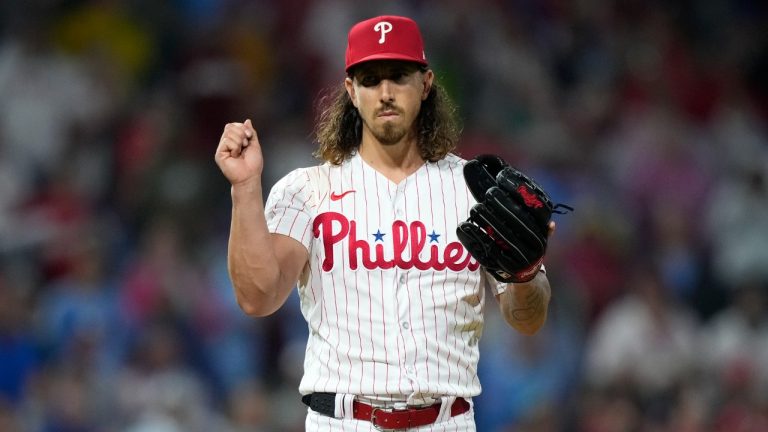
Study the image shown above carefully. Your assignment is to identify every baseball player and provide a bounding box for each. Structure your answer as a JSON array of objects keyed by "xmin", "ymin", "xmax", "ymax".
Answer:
[{"xmin": 215, "ymin": 15, "xmax": 559, "ymax": 431}]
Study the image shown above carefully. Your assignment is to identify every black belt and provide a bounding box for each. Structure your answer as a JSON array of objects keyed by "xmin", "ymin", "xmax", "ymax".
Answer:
[{"xmin": 302, "ymin": 392, "xmax": 470, "ymax": 430}]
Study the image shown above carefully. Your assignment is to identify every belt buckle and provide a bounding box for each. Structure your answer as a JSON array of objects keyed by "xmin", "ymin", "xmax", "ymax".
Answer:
[
  {"xmin": 370, "ymin": 407, "xmax": 386, "ymax": 431},
  {"xmin": 370, "ymin": 406, "xmax": 410, "ymax": 431}
]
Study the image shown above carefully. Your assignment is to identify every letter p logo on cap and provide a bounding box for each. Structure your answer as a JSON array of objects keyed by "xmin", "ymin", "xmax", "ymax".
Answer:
[{"xmin": 374, "ymin": 21, "xmax": 393, "ymax": 43}]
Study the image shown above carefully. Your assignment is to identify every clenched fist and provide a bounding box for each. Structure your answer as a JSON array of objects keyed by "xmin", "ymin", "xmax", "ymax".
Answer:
[{"xmin": 214, "ymin": 119, "xmax": 264, "ymax": 186}]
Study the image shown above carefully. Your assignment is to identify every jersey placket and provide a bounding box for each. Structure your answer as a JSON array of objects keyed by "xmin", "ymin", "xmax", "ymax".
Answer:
[{"xmin": 392, "ymin": 181, "xmax": 420, "ymax": 394}]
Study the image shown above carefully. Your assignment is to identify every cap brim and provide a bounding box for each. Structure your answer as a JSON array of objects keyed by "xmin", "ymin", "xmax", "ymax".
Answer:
[{"xmin": 346, "ymin": 53, "xmax": 428, "ymax": 72}]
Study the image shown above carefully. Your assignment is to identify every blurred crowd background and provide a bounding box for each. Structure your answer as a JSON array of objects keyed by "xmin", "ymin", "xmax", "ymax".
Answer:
[{"xmin": 0, "ymin": 0, "xmax": 767, "ymax": 431}]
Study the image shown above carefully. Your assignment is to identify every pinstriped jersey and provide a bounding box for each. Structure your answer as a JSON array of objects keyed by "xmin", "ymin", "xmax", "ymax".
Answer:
[{"xmin": 264, "ymin": 152, "xmax": 505, "ymax": 404}]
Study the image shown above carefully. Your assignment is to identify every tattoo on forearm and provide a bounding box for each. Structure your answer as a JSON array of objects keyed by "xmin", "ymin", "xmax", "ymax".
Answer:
[{"xmin": 511, "ymin": 287, "xmax": 545, "ymax": 322}]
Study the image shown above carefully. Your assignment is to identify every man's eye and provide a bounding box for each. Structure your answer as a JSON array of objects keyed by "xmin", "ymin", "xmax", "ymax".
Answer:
[
  {"xmin": 361, "ymin": 76, "xmax": 380, "ymax": 87},
  {"xmin": 392, "ymin": 72, "xmax": 407, "ymax": 82}
]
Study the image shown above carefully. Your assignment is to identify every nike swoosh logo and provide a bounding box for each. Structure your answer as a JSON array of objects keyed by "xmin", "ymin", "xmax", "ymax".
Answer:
[{"xmin": 330, "ymin": 190, "xmax": 356, "ymax": 201}]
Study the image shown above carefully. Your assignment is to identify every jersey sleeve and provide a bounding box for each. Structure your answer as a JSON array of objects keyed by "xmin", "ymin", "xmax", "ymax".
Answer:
[{"xmin": 265, "ymin": 168, "xmax": 315, "ymax": 252}]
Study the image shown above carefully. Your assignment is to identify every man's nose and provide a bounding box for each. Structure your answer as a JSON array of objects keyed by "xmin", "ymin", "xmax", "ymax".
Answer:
[{"xmin": 379, "ymin": 80, "xmax": 395, "ymax": 102}]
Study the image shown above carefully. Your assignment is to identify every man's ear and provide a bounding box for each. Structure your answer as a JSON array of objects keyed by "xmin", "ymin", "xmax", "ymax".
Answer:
[
  {"xmin": 344, "ymin": 77, "xmax": 357, "ymax": 107},
  {"xmin": 422, "ymin": 69, "xmax": 434, "ymax": 100}
]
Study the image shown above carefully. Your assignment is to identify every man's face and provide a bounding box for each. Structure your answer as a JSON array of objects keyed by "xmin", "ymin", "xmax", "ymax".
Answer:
[{"xmin": 345, "ymin": 61, "xmax": 433, "ymax": 146}]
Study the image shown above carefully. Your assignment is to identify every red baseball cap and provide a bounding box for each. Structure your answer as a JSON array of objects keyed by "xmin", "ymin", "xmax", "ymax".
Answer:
[{"xmin": 345, "ymin": 15, "xmax": 428, "ymax": 72}]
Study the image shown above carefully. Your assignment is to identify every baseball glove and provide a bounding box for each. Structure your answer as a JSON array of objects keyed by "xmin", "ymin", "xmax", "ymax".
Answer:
[{"xmin": 457, "ymin": 155, "xmax": 572, "ymax": 283}]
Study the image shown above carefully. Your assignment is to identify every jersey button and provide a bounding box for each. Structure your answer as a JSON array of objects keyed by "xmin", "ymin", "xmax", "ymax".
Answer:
[
  {"xmin": 399, "ymin": 275, "xmax": 406, "ymax": 284},
  {"xmin": 401, "ymin": 321, "xmax": 410, "ymax": 330}
]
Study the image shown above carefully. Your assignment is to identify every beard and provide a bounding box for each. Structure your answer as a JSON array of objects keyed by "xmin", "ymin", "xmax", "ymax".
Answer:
[{"xmin": 362, "ymin": 116, "xmax": 409, "ymax": 146}]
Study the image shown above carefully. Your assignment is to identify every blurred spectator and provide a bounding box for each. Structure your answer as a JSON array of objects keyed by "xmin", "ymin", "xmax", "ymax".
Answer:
[
  {"xmin": 0, "ymin": 8, "xmax": 111, "ymax": 188},
  {"xmin": 34, "ymin": 233, "xmax": 124, "ymax": 372},
  {"xmin": 112, "ymin": 86, "xmax": 180, "ymax": 218},
  {"xmin": 704, "ymin": 281, "xmax": 768, "ymax": 416},
  {"xmin": 606, "ymin": 104, "xmax": 714, "ymax": 232},
  {"xmin": 221, "ymin": 380, "xmax": 272, "ymax": 432},
  {"xmin": 577, "ymin": 385, "xmax": 643, "ymax": 432},
  {"xmin": 707, "ymin": 165, "xmax": 768, "ymax": 286},
  {"xmin": 0, "ymin": 273, "xmax": 39, "ymax": 405},
  {"xmin": 32, "ymin": 365, "xmax": 105, "ymax": 432},
  {"xmin": 561, "ymin": 204, "xmax": 631, "ymax": 325},
  {"xmin": 649, "ymin": 203, "xmax": 707, "ymax": 303},
  {"xmin": 584, "ymin": 265, "xmax": 701, "ymax": 399},
  {"xmin": 116, "ymin": 322, "xmax": 221, "ymax": 432},
  {"xmin": 119, "ymin": 216, "xmax": 205, "ymax": 329}
]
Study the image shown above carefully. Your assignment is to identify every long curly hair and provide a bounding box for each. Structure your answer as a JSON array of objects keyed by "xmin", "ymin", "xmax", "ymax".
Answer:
[{"xmin": 313, "ymin": 79, "xmax": 461, "ymax": 165}]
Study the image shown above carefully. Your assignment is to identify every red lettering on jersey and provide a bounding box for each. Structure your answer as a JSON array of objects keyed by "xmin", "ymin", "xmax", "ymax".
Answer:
[
  {"xmin": 348, "ymin": 220, "xmax": 395, "ymax": 270},
  {"xmin": 348, "ymin": 220, "xmax": 370, "ymax": 270},
  {"xmin": 312, "ymin": 212, "xmax": 480, "ymax": 272},
  {"xmin": 314, "ymin": 212, "xmax": 349, "ymax": 271},
  {"xmin": 444, "ymin": 242, "xmax": 472, "ymax": 271},
  {"xmin": 410, "ymin": 222, "xmax": 427, "ymax": 263},
  {"xmin": 392, "ymin": 220, "xmax": 412, "ymax": 269}
]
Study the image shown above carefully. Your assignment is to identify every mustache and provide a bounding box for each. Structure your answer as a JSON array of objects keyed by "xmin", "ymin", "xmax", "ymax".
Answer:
[{"xmin": 376, "ymin": 103, "xmax": 402, "ymax": 115}]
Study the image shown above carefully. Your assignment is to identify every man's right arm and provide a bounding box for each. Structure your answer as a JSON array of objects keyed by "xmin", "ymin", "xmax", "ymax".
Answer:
[
  {"xmin": 228, "ymin": 180, "xmax": 308, "ymax": 317},
  {"xmin": 215, "ymin": 120, "xmax": 308, "ymax": 317}
]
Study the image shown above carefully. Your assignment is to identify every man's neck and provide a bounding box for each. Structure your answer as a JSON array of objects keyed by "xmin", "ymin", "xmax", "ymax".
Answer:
[{"xmin": 358, "ymin": 135, "xmax": 424, "ymax": 184}]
